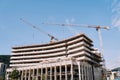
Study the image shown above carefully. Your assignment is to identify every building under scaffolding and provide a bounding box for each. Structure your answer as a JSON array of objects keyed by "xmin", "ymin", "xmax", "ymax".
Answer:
[{"xmin": 6, "ymin": 33, "xmax": 103, "ymax": 80}]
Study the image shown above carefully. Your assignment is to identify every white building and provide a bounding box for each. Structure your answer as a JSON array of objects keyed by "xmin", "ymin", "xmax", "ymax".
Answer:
[
  {"xmin": 107, "ymin": 70, "xmax": 120, "ymax": 80},
  {"xmin": 6, "ymin": 33, "xmax": 103, "ymax": 80}
]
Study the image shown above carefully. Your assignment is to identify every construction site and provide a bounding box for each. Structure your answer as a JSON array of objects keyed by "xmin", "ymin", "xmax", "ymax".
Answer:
[{"xmin": 6, "ymin": 19, "xmax": 109, "ymax": 80}]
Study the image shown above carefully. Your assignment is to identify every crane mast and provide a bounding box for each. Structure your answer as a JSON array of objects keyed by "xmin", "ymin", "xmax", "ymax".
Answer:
[{"xmin": 20, "ymin": 18, "xmax": 58, "ymax": 42}]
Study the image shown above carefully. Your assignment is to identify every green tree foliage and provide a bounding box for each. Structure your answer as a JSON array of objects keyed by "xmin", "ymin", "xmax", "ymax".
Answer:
[
  {"xmin": 0, "ymin": 76, "xmax": 4, "ymax": 80},
  {"xmin": 112, "ymin": 67, "xmax": 120, "ymax": 71},
  {"xmin": 42, "ymin": 74, "xmax": 45, "ymax": 80},
  {"xmin": 8, "ymin": 68, "xmax": 21, "ymax": 80},
  {"xmin": 0, "ymin": 73, "xmax": 5, "ymax": 80}
]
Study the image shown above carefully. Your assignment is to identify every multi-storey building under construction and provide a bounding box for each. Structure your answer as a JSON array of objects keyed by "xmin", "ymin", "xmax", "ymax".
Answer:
[{"xmin": 6, "ymin": 33, "xmax": 103, "ymax": 80}]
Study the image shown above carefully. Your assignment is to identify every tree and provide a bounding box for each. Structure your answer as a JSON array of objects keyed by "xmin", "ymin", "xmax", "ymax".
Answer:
[
  {"xmin": 9, "ymin": 68, "xmax": 21, "ymax": 80},
  {"xmin": 0, "ymin": 76, "xmax": 4, "ymax": 80},
  {"xmin": 42, "ymin": 74, "xmax": 45, "ymax": 80},
  {"xmin": 0, "ymin": 73, "xmax": 5, "ymax": 80}
]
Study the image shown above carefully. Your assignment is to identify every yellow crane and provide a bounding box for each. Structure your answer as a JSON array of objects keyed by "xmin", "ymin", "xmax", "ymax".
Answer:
[{"xmin": 20, "ymin": 18, "xmax": 59, "ymax": 42}]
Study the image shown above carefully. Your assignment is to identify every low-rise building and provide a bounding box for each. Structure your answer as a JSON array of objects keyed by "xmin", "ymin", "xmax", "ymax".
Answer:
[
  {"xmin": 107, "ymin": 67, "xmax": 120, "ymax": 80},
  {"xmin": 0, "ymin": 62, "xmax": 7, "ymax": 79}
]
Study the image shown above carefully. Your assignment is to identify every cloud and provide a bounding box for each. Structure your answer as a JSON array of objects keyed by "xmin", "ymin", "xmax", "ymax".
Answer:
[
  {"xmin": 112, "ymin": 16, "xmax": 120, "ymax": 28},
  {"xmin": 107, "ymin": 55, "xmax": 120, "ymax": 69},
  {"xmin": 65, "ymin": 19, "xmax": 79, "ymax": 35},
  {"xmin": 111, "ymin": 0, "xmax": 120, "ymax": 30}
]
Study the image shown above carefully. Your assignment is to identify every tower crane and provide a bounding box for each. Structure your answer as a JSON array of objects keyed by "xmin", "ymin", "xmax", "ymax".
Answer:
[
  {"xmin": 20, "ymin": 18, "xmax": 59, "ymax": 42},
  {"xmin": 43, "ymin": 22, "xmax": 110, "ymax": 67},
  {"xmin": 43, "ymin": 22, "xmax": 109, "ymax": 80}
]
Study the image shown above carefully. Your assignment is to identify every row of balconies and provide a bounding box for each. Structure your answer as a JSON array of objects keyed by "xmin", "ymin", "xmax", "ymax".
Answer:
[
  {"xmin": 12, "ymin": 37, "xmax": 92, "ymax": 52},
  {"xmin": 10, "ymin": 59, "xmax": 73, "ymax": 67},
  {"xmin": 76, "ymin": 56, "xmax": 100, "ymax": 65},
  {"xmin": 12, "ymin": 37, "xmax": 83, "ymax": 51},
  {"xmin": 10, "ymin": 51, "xmax": 86, "ymax": 63},
  {"xmin": 12, "ymin": 43, "xmax": 66, "ymax": 52},
  {"xmin": 12, "ymin": 42, "xmax": 91, "ymax": 56},
  {"xmin": 10, "ymin": 46, "xmax": 87, "ymax": 59},
  {"xmin": 12, "ymin": 42, "xmax": 88, "ymax": 55},
  {"xmin": 10, "ymin": 47, "xmax": 101, "ymax": 64},
  {"xmin": 10, "ymin": 56, "xmax": 63, "ymax": 63},
  {"xmin": 12, "ymin": 47, "xmax": 66, "ymax": 55},
  {"xmin": 10, "ymin": 55, "xmax": 95, "ymax": 68}
]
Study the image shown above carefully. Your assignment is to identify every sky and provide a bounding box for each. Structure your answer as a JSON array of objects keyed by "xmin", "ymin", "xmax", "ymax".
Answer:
[{"xmin": 0, "ymin": 0, "xmax": 120, "ymax": 69}]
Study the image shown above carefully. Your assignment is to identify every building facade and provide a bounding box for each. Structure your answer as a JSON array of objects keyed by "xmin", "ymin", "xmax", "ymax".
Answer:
[
  {"xmin": 0, "ymin": 62, "xmax": 7, "ymax": 79},
  {"xmin": 6, "ymin": 33, "xmax": 103, "ymax": 80},
  {"xmin": 107, "ymin": 69, "xmax": 120, "ymax": 80}
]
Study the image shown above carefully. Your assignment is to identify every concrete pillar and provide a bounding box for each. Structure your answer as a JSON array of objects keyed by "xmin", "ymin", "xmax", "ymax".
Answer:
[
  {"xmin": 81, "ymin": 64, "xmax": 84, "ymax": 80},
  {"xmin": 86, "ymin": 65, "xmax": 88, "ymax": 80},
  {"xmin": 50, "ymin": 65, "xmax": 52, "ymax": 80},
  {"xmin": 45, "ymin": 66, "xmax": 47, "ymax": 80},
  {"xmin": 86, "ymin": 66, "xmax": 88, "ymax": 80},
  {"xmin": 71, "ymin": 61, "xmax": 73, "ymax": 80},
  {"xmin": 92, "ymin": 67, "xmax": 94, "ymax": 80},
  {"xmin": 36, "ymin": 67, "xmax": 39, "ymax": 80},
  {"xmin": 21, "ymin": 70, "xmax": 24, "ymax": 80},
  {"xmin": 89, "ymin": 66, "xmax": 91, "ymax": 80},
  {"xmin": 60, "ymin": 62, "xmax": 61, "ymax": 80},
  {"xmin": 18, "ymin": 70, "xmax": 20, "ymax": 80},
  {"xmin": 84, "ymin": 64, "xmax": 87, "ymax": 80},
  {"xmin": 78, "ymin": 62, "xmax": 81, "ymax": 80},
  {"xmin": 41, "ymin": 65, "xmax": 43, "ymax": 80},
  {"xmin": 87, "ymin": 66, "xmax": 89, "ymax": 80},
  {"xmin": 88, "ymin": 65, "xmax": 90, "ymax": 80},
  {"xmin": 32, "ymin": 68, "xmax": 35, "ymax": 79},
  {"xmin": 89, "ymin": 66, "xmax": 92, "ymax": 80},
  {"xmin": 83, "ymin": 64, "xmax": 85, "ymax": 80},
  {"xmin": 65, "ymin": 63, "xmax": 67, "ymax": 80},
  {"xmin": 54, "ymin": 64, "xmax": 56, "ymax": 80},
  {"xmin": 84, "ymin": 65, "xmax": 86, "ymax": 80},
  {"xmin": 28, "ymin": 69, "xmax": 30, "ymax": 80},
  {"xmin": 25, "ymin": 69, "xmax": 27, "ymax": 80},
  {"xmin": 90, "ymin": 66, "xmax": 93, "ymax": 80}
]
